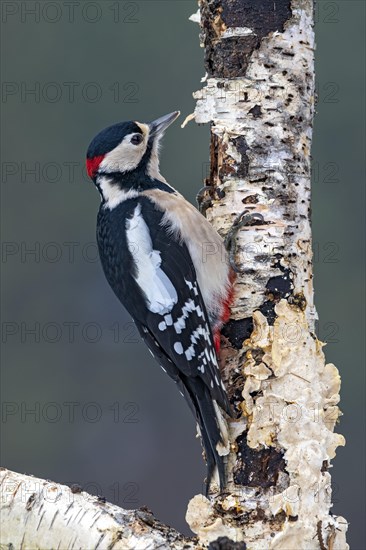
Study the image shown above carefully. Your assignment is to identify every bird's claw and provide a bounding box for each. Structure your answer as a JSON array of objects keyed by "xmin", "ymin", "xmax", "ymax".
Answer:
[
  {"xmin": 225, "ymin": 211, "xmax": 265, "ymax": 273},
  {"xmin": 196, "ymin": 185, "xmax": 225, "ymax": 215}
]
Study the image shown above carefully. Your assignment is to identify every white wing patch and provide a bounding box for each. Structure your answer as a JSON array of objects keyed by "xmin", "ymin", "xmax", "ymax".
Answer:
[
  {"xmin": 126, "ymin": 204, "xmax": 178, "ymax": 314},
  {"xmin": 173, "ymin": 298, "xmax": 203, "ymax": 334}
]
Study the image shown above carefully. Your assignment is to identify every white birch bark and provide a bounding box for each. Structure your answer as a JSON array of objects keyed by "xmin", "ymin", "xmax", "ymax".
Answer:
[
  {"xmin": 0, "ymin": 468, "xmax": 191, "ymax": 549},
  {"xmin": 1, "ymin": 1, "xmax": 348, "ymax": 548},
  {"xmin": 185, "ymin": 0, "xmax": 348, "ymax": 548}
]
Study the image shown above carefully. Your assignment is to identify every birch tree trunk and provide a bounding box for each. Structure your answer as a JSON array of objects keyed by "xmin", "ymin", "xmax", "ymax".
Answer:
[
  {"xmin": 0, "ymin": 1, "xmax": 348, "ymax": 549},
  {"xmin": 185, "ymin": 0, "xmax": 348, "ymax": 548}
]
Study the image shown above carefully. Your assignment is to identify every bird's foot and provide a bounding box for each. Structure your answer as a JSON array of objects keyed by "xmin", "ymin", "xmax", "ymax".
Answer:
[
  {"xmin": 196, "ymin": 184, "xmax": 225, "ymax": 215},
  {"xmin": 224, "ymin": 210, "xmax": 265, "ymax": 273}
]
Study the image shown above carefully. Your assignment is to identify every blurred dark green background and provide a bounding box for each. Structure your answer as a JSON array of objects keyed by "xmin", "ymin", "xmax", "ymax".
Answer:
[{"xmin": 1, "ymin": 1, "xmax": 365, "ymax": 547}]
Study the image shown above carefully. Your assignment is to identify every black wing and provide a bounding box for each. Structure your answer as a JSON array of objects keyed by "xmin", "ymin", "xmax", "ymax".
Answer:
[{"xmin": 132, "ymin": 197, "xmax": 231, "ymax": 414}]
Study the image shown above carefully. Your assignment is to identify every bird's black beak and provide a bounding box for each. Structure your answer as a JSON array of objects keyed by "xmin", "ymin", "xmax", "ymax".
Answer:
[{"xmin": 149, "ymin": 111, "xmax": 180, "ymax": 137}]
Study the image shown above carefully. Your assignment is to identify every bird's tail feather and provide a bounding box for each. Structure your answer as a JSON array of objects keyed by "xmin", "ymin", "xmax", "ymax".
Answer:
[
  {"xmin": 136, "ymin": 323, "xmax": 231, "ymax": 493},
  {"xmin": 181, "ymin": 376, "xmax": 229, "ymax": 494}
]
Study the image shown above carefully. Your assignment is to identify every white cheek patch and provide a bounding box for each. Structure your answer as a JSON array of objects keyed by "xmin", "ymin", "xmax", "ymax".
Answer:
[
  {"xmin": 126, "ymin": 204, "xmax": 178, "ymax": 314},
  {"xmin": 100, "ymin": 132, "xmax": 148, "ymax": 174}
]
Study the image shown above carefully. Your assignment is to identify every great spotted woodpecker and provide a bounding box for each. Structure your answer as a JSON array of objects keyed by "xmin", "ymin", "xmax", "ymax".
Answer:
[{"xmin": 86, "ymin": 112, "xmax": 234, "ymax": 491}]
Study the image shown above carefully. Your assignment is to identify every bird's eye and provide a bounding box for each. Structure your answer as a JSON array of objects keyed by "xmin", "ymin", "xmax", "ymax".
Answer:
[{"xmin": 130, "ymin": 134, "xmax": 143, "ymax": 145}]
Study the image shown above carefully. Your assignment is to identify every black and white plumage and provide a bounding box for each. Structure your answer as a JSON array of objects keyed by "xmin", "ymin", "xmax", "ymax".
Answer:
[{"xmin": 86, "ymin": 112, "xmax": 234, "ymax": 492}]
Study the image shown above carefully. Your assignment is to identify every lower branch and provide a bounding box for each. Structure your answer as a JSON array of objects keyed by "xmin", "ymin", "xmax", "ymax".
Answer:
[{"xmin": 0, "ymin": 468, "xmax": 191, "ymax": 550}]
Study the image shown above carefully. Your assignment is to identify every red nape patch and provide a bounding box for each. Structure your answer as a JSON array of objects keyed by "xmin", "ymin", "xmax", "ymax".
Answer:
[{"xmin": 86, "ymin": 155, "xmax": 105, "ymax": 179}]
